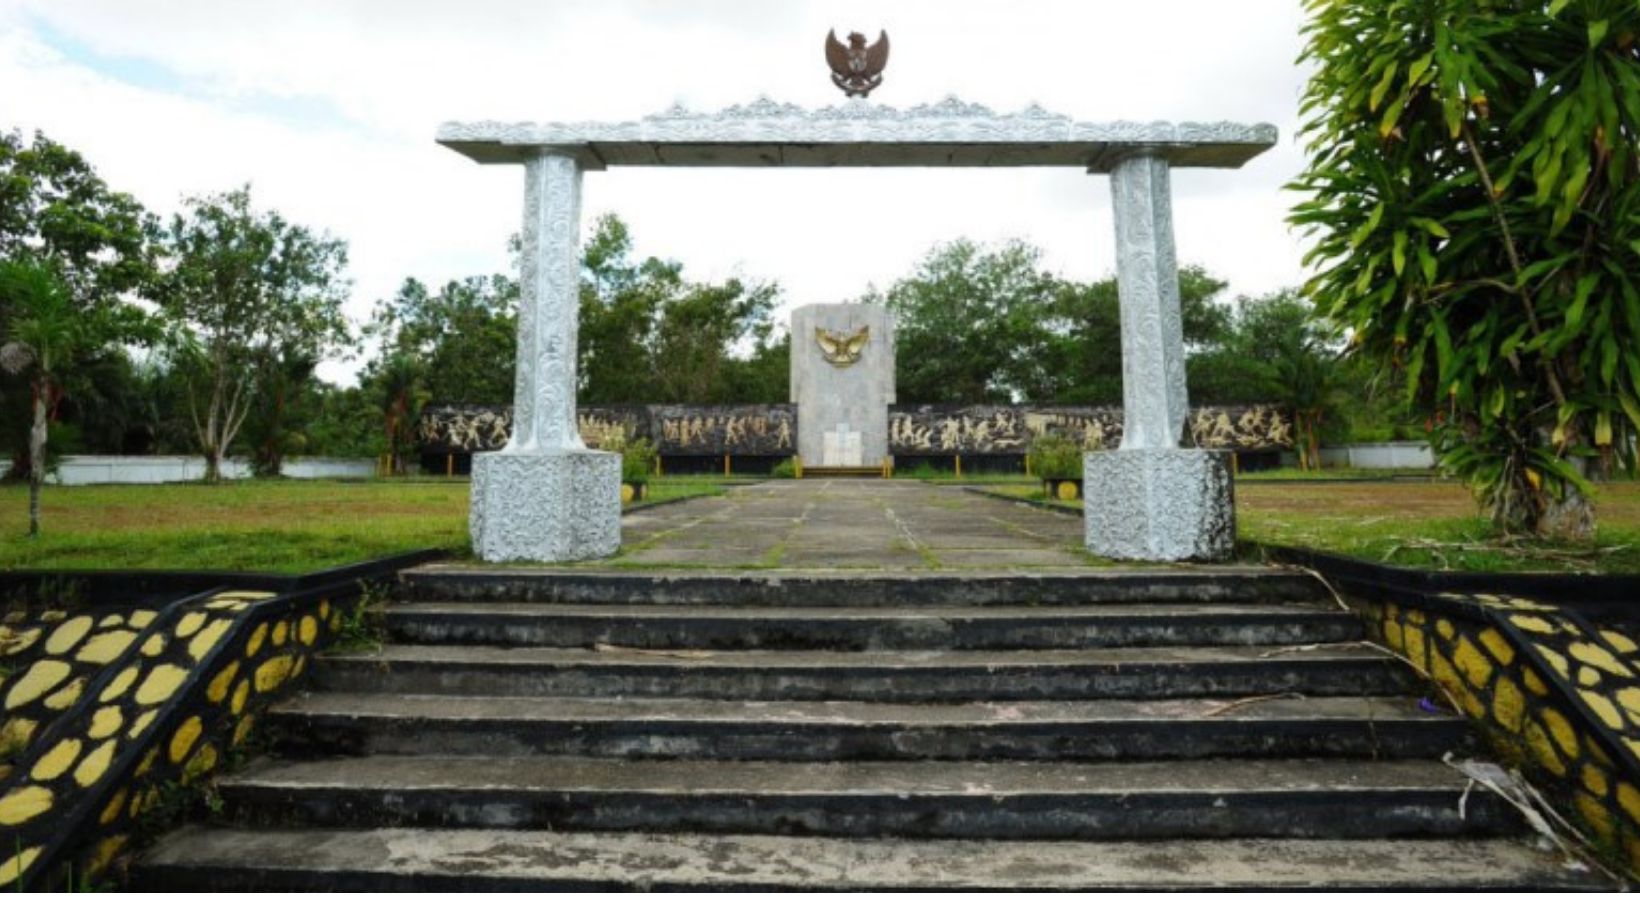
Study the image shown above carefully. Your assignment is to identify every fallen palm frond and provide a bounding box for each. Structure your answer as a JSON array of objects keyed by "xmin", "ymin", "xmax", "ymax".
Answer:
[{"xmin": 1444, "ymin": 755, "xmax": 1628, "ymax": 888}]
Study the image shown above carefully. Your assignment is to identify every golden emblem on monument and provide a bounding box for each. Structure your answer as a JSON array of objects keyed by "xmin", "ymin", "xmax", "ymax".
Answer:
[{"xmin": 816, "ymin": 325, "xmax": 870, "ymax": 367}]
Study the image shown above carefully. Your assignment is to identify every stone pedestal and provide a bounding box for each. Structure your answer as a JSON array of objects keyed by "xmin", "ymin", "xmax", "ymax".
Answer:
[
  {"xmin": 470, "ymin": 449, "xmax": 621, "ymax": 562},
  {"xmin": 1083, "ymin": 449, "xmax": 1235, "ymax": 562}
]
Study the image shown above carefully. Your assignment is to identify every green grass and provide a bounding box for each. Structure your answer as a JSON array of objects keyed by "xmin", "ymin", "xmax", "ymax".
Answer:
[
  {"xmin": 985, "ymin": 480, "xmax": 1640, "ymax": 574},
  {"xmin": 5, "ymin": 476, "xmax": 1636, "ymax": 575},
  {"xmin": 0, "ymin": 477, "xmax": 724, "ymax": 573},
  {"xmin": 632, "ymin": 479, "xmax": 728, "ymax": 507},
  {"xmin": 892, "ymin": 470, "xmax": 1036, "ymax": 485}
]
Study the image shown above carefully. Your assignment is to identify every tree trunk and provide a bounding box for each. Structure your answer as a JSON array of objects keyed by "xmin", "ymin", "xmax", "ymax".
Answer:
[
  {"xmin": 28, "ymin": 381, "xmax": 47, "ymax": 538},
  {"xmin": 1539, "ymin": 482, "xmax": 1596, "ymax": 541},
  {"xmin": 204, "ymin": 448, "xmax": 222, "ymax": 484}
]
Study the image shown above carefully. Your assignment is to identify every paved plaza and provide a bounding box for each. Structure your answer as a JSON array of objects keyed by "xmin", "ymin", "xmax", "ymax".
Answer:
[{"xmin": 616, "ymin": 480, "xmax": 1090, "ymax": 569}]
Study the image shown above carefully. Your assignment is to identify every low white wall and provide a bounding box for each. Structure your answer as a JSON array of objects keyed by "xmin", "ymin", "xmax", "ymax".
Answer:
[
  {"xmin": 5, "ymin": 455, "xmax": 378, "ymax": 485},
  {"xmin": 1296, "ymin": 441, "xmax": 1435, "ymax": 470}
]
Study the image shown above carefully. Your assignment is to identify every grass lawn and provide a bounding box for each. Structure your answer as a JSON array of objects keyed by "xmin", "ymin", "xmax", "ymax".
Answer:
[
  {"xmin": 0, "ymin": 477, "xmax": 725, "ymax": 573},
  {"xmin": 5, "ymin": 474, "xmax": 1636, "ymax": 575},
  {"xmin": 988, "ymin": 479, "xmax": 1640, "ymax": 573}
]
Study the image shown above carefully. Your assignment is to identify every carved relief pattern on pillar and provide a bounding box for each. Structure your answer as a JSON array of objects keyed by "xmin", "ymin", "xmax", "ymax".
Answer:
[
  {"xmin": 520, "ymin": 151, "xmax": 585, "ymax": 452},
  {"xmin": 1110, "ymin": 155, "xmax": 1189, "ymax": 450},
  {"xmin": 439, "ymin": 98, "xmax": 1278, "ymax": 161},
  {"xmin": 509, "ymin": 159, "xmax": 542, "ymax": 451}
]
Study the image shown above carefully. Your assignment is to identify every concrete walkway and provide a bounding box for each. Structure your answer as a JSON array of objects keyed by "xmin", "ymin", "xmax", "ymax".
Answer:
[{"xmin": 617, "ymin": 480, "xmax": 1089, "ymax": 570}]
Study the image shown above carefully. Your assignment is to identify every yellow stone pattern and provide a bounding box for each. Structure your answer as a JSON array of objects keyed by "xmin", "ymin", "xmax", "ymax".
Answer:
[
  {"xmin": 29, "ymin": 738, "xmax": 83, "ymax": 782},
  {"xmin": 88, "ymin": 706, "xmax": 122, "ymax": 740},
  {"xmin": 1367, "ymin": 592, "xmax": 1640, "ymax": 875},
  {"xmin": 0, "ymin": 589, "xmax": 343, "ymax": 890}
]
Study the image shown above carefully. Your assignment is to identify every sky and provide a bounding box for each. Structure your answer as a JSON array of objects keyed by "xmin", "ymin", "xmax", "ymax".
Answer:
[{"xmin": 0, "ymin": 0, "xmax": 1316, "ymax": 384}]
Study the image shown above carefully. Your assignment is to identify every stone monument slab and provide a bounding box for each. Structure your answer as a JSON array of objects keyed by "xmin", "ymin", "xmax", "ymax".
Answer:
[{"xmin": 790, "ymin": 303, "xmax": 894, "ymax": 468}]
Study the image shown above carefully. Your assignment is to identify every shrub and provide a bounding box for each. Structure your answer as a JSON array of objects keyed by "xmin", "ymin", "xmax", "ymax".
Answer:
[
  {"xmin": 1028, "ymin": 434, "xmax": 1083, "ymax": 480},
  {"xmin": 620, "ymin": 437, "xmax": 655, "ymax": 485},
  {"xmin": 770, "ymin": 458, "xmax": 797, "ymax": 479}
]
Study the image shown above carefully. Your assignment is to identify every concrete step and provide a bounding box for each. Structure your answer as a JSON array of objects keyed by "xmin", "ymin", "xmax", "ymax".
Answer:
[
  {"xmin": 799, "ymin": 467, "xmax": 885, "ymax": 478},
  {"xmin": 134, "ymin": 827, "xmax": 1605, "ymax": 891},
  {"xmin": 384, "ymin": 601, "xmax": 1363, "ymax": 650},
  {"xmin": 398, "ymin": 566, "xmax": 1330, "ymax": 608},
  {"xmin": 312, "ymin": 643, "xmax": 1411, "ymax": 701},
  {"xmin": 268, "ymin": 693, "xmax": 1470, "ymax": 761},
  {"xmin": 215, "ymin": 755, "xmax": 1519, "ymax": 840}
]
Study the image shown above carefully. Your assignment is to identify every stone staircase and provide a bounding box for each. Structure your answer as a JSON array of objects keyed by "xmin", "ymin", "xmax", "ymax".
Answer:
[{"xmin": 134, "ymin": 566, "xmax": 1600, "ymax": 890}]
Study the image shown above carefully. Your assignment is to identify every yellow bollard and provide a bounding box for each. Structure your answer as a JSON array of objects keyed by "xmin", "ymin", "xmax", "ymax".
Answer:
[
  {"xmin": 724, "ymin": 454, "xmax": 732, "ymax": 477},
  {"xmin": 446, "ymin": 453, "xmax": 454, "ymax": 477},
  {"xmin": 955, "ymin": 455, "xmax": 963, "ymax": 479}
]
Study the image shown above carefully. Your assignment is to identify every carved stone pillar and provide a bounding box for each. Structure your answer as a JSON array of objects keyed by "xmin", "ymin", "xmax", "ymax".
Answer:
[
  {"xmin": 470, "ymin": 148, "xmax": 620, "ymax": 562},
  {"xmin": 1110, "ymin": 154, "xmax": 1189, "ymax": 451},
  {"xmin": 1084, "ymin": 152, "xmax": 1234, "ymax": 562}
]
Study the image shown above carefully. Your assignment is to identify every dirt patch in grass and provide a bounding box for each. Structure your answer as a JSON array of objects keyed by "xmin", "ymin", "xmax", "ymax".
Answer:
[{"xmin": 1238, "ymin": 481, "xmax": 1479, "ymax": 518}]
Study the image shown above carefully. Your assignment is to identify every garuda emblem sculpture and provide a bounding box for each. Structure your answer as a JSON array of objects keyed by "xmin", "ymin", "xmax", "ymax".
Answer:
[
  {"xmin": 816, "ymin": 325, "xmax": 870, "ymax": 367},
  {"xmin": 825, "ymin": 29, "xmax": 890, "ymax": 98}
]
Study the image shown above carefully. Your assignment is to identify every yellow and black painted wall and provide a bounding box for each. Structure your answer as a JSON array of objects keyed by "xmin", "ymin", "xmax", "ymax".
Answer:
[
  {"xmin": 0, "ymin": 552, "xmax": 439, "ymax": 890},
  {"xmin": 1271, "ymin": 547, "xmax": 1640, "ymax": 877}
]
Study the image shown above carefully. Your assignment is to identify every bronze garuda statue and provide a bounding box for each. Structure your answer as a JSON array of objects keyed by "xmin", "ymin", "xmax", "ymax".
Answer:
[{"xmin": 825, "ymin": 29, "xmax": 889, "ymax": 98}]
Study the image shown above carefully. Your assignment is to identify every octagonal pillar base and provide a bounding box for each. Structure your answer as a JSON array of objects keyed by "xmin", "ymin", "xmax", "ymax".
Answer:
[
  {"xmin": 1083, "ymin": 449, "xmax": 1235, "ymax": 562},
  {"xmin": 470, "ymin": 449, "xmax": 621, "ymax": 563}
]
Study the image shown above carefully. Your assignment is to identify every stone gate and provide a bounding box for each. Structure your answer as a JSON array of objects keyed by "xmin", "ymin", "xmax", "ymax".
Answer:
[{"xmin": 437, "ymin": 97, "xmax": 1276, "ymax": 563}]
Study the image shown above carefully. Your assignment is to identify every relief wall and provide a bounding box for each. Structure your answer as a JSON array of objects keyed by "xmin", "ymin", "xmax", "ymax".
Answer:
[
  {"xmin": 419, "ymin": 402, "xmax": 1290, "ymax": 456},
  {"xmin": 419, "ymin": 403, "xmax": 796, "ymax": 455}
]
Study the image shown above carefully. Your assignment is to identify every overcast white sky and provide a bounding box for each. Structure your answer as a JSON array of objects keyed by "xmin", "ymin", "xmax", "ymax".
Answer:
[{"xmin": 0, "ymin": 0, "xmax": 1315, "ymax": 383}]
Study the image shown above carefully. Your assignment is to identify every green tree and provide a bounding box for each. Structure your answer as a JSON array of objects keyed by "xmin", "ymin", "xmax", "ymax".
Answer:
[
  {"xmin": 1268, "ymin": 325, "xmax": 1350, "ymax": 471},
  {"xmin": 720, "ymin": 333, "xmax": 791, "ymax": 404},
  {"xmin": 884, "ymin": 239, "xmax": 1059, "ymax": 404},
  {"xmin": 578, "ymin": 214, "xmax": 781, "ymax": 404},
  {"xmin": 369, "ymin": 275, "xmax": 517, "ymax": 405},
  {"xmin": 1039, "ymin": 267, "xmax": 1234, "ymax": 406},
  {"xmin": 885, "ymin": 238, "xmax": 1235, "ymax": 406},
  {"xmin": 239, "ymin": 349, "xmax": 319, "ymax": 476},
  {"xmin": 0, "ymin": 129, "xmax": 155, "ymax": 308},
  {"xmin": 158, "ymin": 187, "xmax": 351, "ymax": 482},
  {"xmin": 373, "ymin": 352, "xmax": 427, "ymax": 475},
  {"xmin": 304, "ymin": 382, "xmax": 384, "ymax": 458},
  {"xmin": 0, "ymin": 129, "xmax": 158, "ymax": 477},
  {"xmin": 0, "ymin": 257, "xmax": 153, "ymax": 535},
  {"xmin": 1291, "ymin": 0, "xmax": 1640, "ymax": 538}
]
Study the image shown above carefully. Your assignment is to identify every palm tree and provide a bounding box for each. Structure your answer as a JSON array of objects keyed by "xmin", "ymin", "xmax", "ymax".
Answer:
[
  {"xmin": 1265, "ymin": 327, "xmax": 1345, "ymax": 472},
  {"xmin": 376, "ymin": 352, "xmax": 425, "ymax": 476},
  {"xmin": 0, "ymin": 258, "xmax": 78, "ymax": 537}
]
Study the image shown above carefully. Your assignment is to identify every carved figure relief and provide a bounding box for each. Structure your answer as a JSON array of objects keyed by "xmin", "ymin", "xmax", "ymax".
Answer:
[{"xmin": 420, "ymin": 403, "xmax": 1288, "ymax": 456}]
